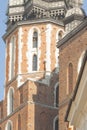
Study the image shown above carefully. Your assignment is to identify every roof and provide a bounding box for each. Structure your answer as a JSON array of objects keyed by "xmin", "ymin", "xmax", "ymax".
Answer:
[
  {"xmin": 57, "ymin": 17, "xmax": 87, "ymax": 48},
  {"xmin": 65, "ymin": 50, "xmax": 87, "ymax": 121},
  {"xmin": 65, "ymin": 7, "xmax": 85, "ymax": 17}
]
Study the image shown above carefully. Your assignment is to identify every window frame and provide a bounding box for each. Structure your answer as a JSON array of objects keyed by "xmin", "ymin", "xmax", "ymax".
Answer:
[
  {"xmin": 32, "ymin": 30, "xmax": 38, "ymax": 48},
  {"xmin": 32, "ymin": 54, "xmax": 38, "ymax": 71},
  {"xmin": 7, "ymin": 87, "xmax": 14, "ymax": 115}
]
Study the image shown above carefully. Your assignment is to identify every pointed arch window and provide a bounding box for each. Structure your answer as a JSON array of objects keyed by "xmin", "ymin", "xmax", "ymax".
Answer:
[
  {"xmin": 32, "ymin": 55, "xmax": 37, "ymax": 71},
  {"xmin": 33, "ymin": 31, "xmax": 38, "ymax": 48},
  {"xmin": 55, "ymin": 118, "xmax": 58, "ymax": 130},
  {"xmin": 54, "ymin": 84, "xmax": 59, "ymax": 107},
  {"xmin": 55, "ymin": 85, "xmax": 59, "ymax": 107},
  {"xmin": 5, "ymin": 121, "xmax": 12, "ymax": 130},
  {"xmin": 58, "ymin": 30, "xmax": 64, "ymax": 41},
  {"xmin": 53, "ymin": 117, "xmax": 58, "ymax": 130},
  {"xmin": 9, "ymin": 36, "xmax": 16, "ymax": 80},
  {"xmin": 7, "ymin": 88, "xmax": 14, "ymax": 115},
  {"xmin": 68, "ymin": 63, "xmax": 73, "ymax": 94}
]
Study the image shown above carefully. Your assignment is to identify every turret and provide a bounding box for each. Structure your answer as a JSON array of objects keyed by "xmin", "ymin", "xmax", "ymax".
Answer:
[
  {"xmin": 7, "ymin": 0, "xmax": 68, "ymax": 24},
  {"xmin": 8, "ymin": 0, "xmax": 24, "ymax": 22},
  {"xmin": 64, "ymin": 0, "xmax": 85, "ymax": 34}
]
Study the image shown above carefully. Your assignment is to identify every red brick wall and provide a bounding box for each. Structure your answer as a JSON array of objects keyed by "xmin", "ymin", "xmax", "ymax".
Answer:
[{"xmin": 59, "ymin": 26, "xmax": 87, "ymax": 130}]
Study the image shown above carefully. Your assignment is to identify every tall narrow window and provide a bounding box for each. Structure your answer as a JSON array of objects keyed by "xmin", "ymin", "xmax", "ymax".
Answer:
[
  {"xmin": 54, "ymin": 84, "xmax": 59, "ymax": 107},
  {"xmin": 0, "ymin": 127, "xmax": 1, "ymax": 130},
  {"xmin": 53, "ymin": 117, "xmax": 58, "ymax": 130},
  {"xmin": 9, "ymin": 37, "xmax": 15, "ymax": 80},
  {"xmin": 32, "ymin": 55, "xmax": 37, "ymax": 71},
  {"xmin": 56, "ymin": 86, "xmax": 59, "ymax": 107},
  {"xmin": 55, "ymin": 118, "xmax": 58, "ymax": 130},
  {"xmin": 68, "ymin": 63, "xmax": 73, "ymax": 94},
  {"xmin": 18, "ymin": 114, "xmax": 21, "ymax": 130},
  {"xmin": 7, "ymin": 88, "xmax": 14, "ymax": 115},
  {"xmin": 5, "ymin": 121, "xmax": 12, "ymax": 130},
  {"xmin": 33, "ymin": 31, "xmax": 38, "ymax": 48}
]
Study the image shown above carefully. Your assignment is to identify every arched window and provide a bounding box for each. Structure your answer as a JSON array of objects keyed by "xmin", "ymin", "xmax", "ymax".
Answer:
[
  {"xmin": 32, "ymin": 55, "xmax": 37, "ymax": 71},
  {"xmin": 54, "ymin": 84, "xmax": 59, "ymax": 107},
  {"xmin": 7, "ymin": 88, "xmax": 14, "ymax": 115},
  {"xmin": 68, "ymin": 63, "xmax": 73, "ymax": 94},
  {"xmin": 33, "ymin": 31, "xmax": 38, "ymax": 48},
  {"xmin": 58, "ymin": 30, "xmax": 64, "ymax": 41},
  {"xmin": 5, "ymin": 121, "xmax": 12, "ymax": 130},
  {"xmin": 56, "ymin": 86, "xmax": 59, "ymax": 107},
  {"xmin": 53, "ymin": 116, "xmax": 58, "ymax": 130},
  {"xmin": 9, "ymin": 36, "xmax": 15, "ymax": 80},
  {"xmin": 18, "ymin": 114, "xmax": 21, "ymax": 130}
]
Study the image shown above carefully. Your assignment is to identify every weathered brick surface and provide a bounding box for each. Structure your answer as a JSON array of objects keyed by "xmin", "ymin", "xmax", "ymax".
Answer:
[
  {"xmin": 0, "ymin": 22, "xmax": 62, "ymax": 130},
  {"xmin": 59, "ymin": 26, "xmax": 87, "ymax": 130}
]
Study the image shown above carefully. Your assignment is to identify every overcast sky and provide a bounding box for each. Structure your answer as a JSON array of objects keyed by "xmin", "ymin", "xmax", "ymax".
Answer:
[{"xmin": 0, "ymin": 0, "xmax": 87, "ymax": 101}]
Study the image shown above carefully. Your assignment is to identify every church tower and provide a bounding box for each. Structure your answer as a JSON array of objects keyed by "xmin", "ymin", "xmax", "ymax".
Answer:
[
  {"xmin": 57, "ymin": 0, "xmax": 87, "ymax": 130},
  {"xmin": 0, "ymin": 0, "xmax": 86, "ymax": 130},
  {"xmin": 0, "ymin": 0, "xmax": 66, "ymax": 130}
]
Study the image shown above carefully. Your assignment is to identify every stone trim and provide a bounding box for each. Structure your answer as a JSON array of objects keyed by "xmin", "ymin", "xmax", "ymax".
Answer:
[
  {"xmin": 0, "ymin": 100, "xmax": 58, "ymax": 124},
  {"xmin": 63, "ymin": 14, "xmax": 84, "ymax": 25},
  {"xmin": 3, "ymin": 18, "xmax": 64, "ymax": 41},
  {"xmin": 57, "ymin": 17, "xmax": 87, "ymax": 48}
]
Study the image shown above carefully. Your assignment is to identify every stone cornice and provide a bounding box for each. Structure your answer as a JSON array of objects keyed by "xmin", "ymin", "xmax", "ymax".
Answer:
[
  {"xmin": 63, "ymin": 14, "xmax": 85, "ymax": 24},
  {"xmin": 57, "ymin": 17, "xmax": 87, "ymax": 48},
  {"xmin": 3, "ymin": 18, "xmax": 64, "ymax": 41}
]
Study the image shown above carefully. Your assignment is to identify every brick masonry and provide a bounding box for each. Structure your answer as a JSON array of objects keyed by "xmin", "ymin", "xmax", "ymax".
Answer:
[
  {"xmin": 0, "ymin": 22, "xmax": 63, "ymax": 130},
  {"xmin": 58, "ymin": 25, "xmax": 87, "ymax": 130}
]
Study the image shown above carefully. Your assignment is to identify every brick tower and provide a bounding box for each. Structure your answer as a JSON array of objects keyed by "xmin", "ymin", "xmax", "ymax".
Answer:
[
  {"xmin": 0, "ymin": 0, "xmax": 66, "ymax": 130},
  {"xmin": 0, "ymin": 0, "xmax": 86, "ymax": 130}
]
